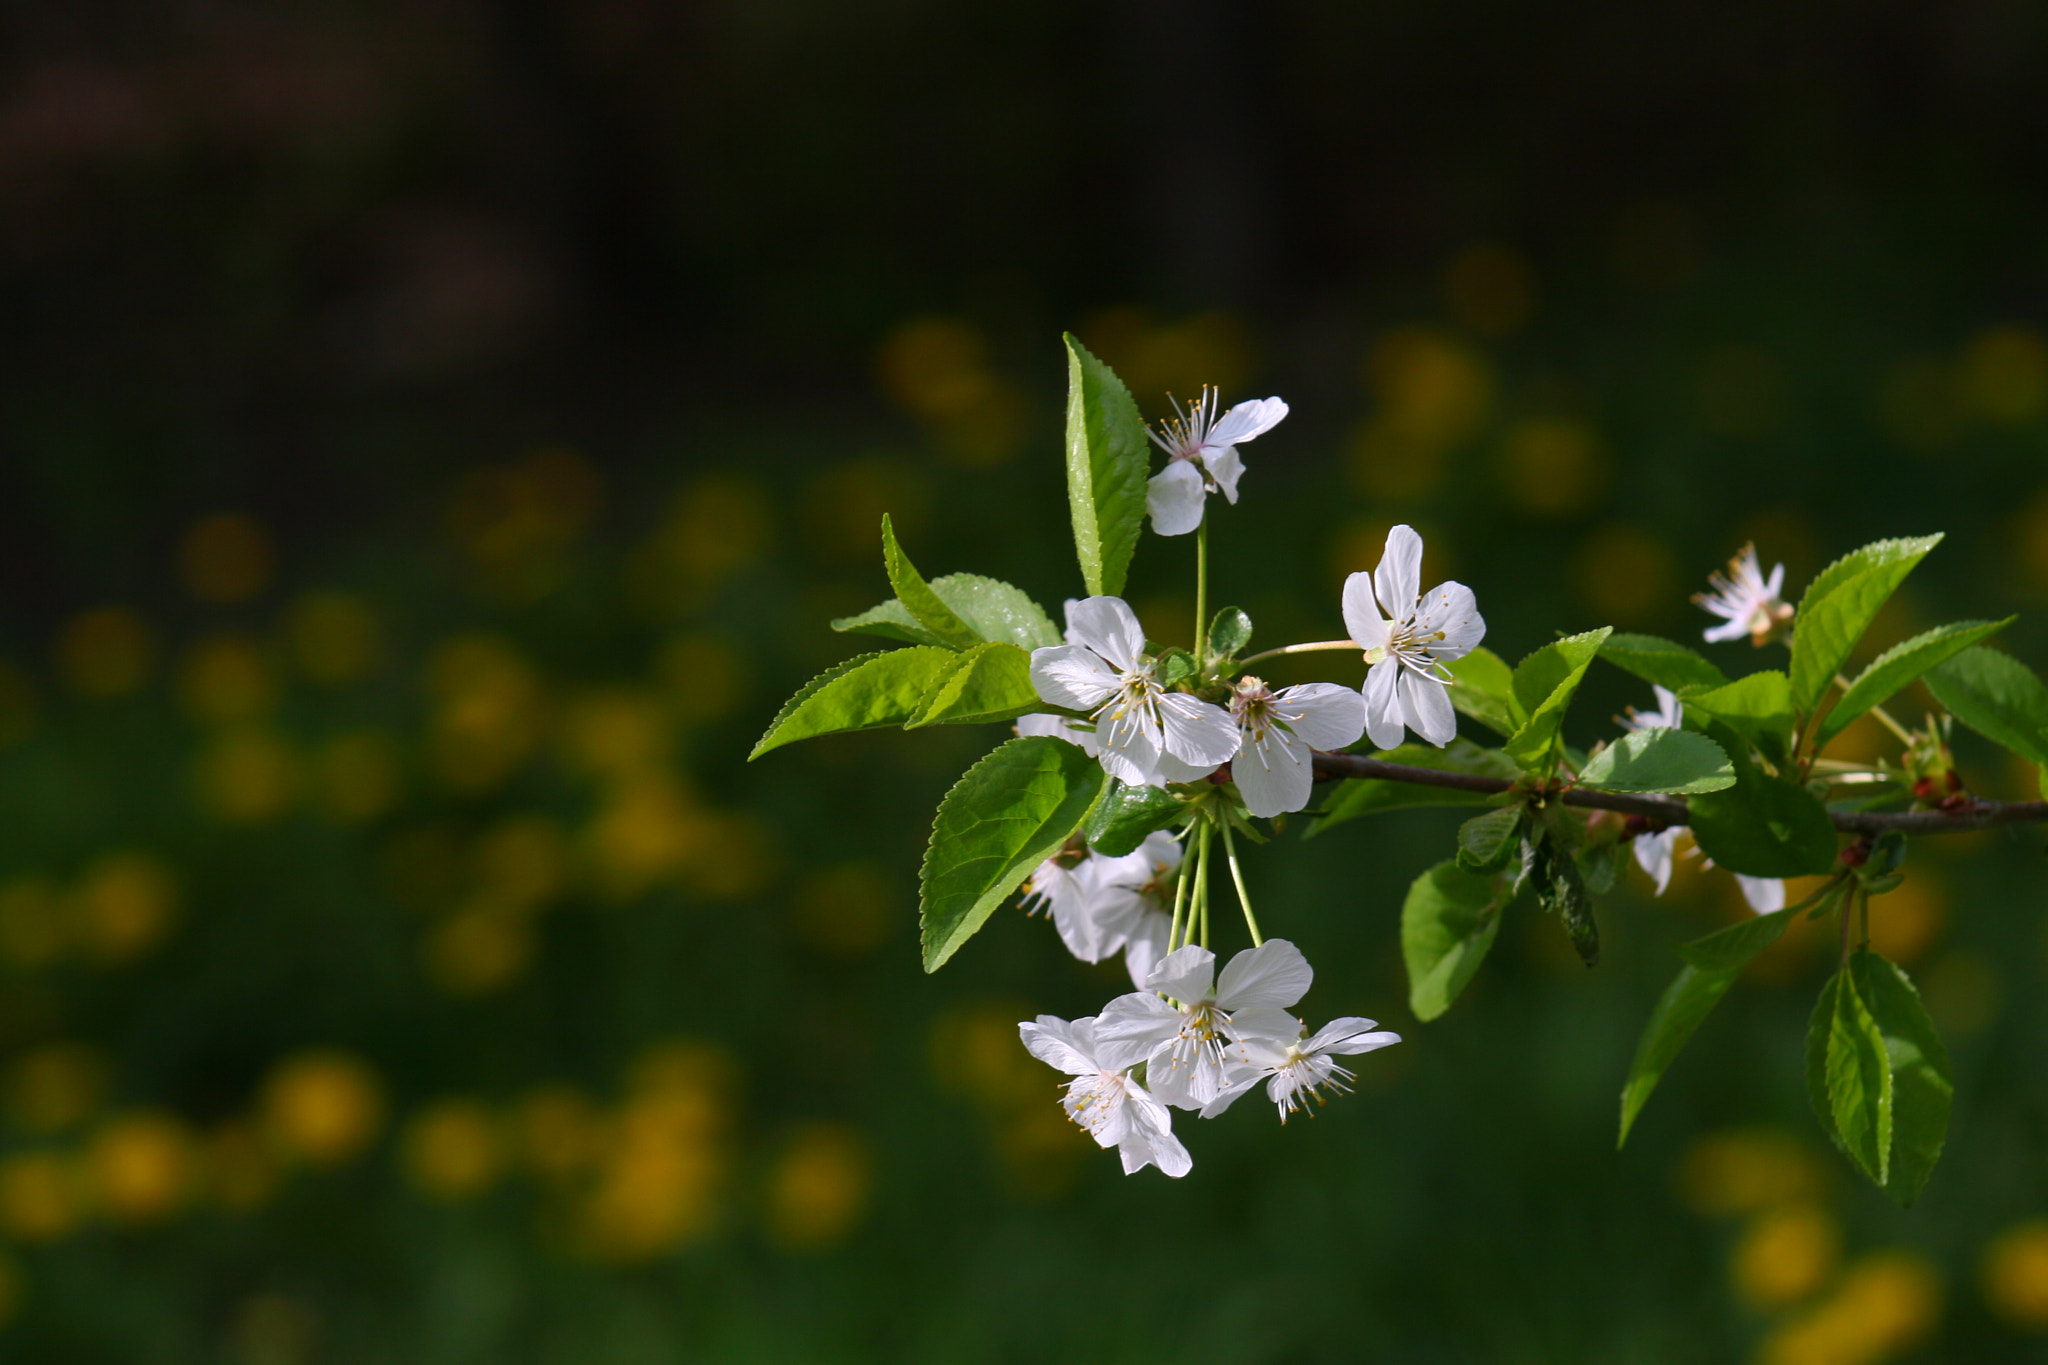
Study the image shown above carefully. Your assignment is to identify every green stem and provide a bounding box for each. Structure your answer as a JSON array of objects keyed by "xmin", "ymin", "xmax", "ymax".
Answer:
[
  {"xmin": 1835, "ymin": 672, "xmax": 1915, "ymax": 746},
  {"xmin": 1237, "ymin": 640, "xmax": 1359, "ymax": 668},
  {"xmin": 1167, "ymin": 841, "xmax": 1191, "ymax": 954},
  {"xmin": 1220, "ymin": 819, "xmax": 1262, "ymax": 946},
  {"xmin": 1194, "ymin": 515, "xmax": 1210, "ymax": 670}
]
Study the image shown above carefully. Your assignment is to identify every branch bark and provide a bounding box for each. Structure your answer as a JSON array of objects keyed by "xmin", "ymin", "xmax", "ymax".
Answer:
[{"xmin": 1309, "ymin": 752, "xmax": 2048, "ymax": 836}]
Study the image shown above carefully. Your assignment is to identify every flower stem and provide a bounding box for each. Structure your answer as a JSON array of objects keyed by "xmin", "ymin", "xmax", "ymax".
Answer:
[
  {"xmin": 1220, "ymin": 819, "xmax": 1263, "ymax": 946},
  {"xmin": 1194, "ymin": 515, "xmax": 1210, "ymax": 670},
  {"xmin": 1835, "ymin": 672, "xmax": 1915, "ymax": 745},
  {"xmin": 1167, "ymin": 838, "xmax": 1192, "ymax": 953},
  {"xmin": 1237, "ymin": 640, "xmax": 1359, "ymax": 668}
]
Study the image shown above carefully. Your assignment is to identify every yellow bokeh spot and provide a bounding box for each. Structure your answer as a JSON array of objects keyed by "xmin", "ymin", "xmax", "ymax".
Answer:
[
  {"xmin": 583, "ymin": 774, "xmax": 708, "ymax": 901},
  {"xmin": 0, "ymin": 1250, "xmax": 23, "ymax": 1327},
  {"xmin": 194, "ymin": 728, "xmax": 300, "ymax": 824},
  {"xmin": 428, "ymin": 634, "xmax": 546, "ymax": 794},
  {"xmin": 1697, "ymin": 346, "xmax": 1788, "ymax": 440},
  {"xmin": 401, "ymin": 1098, "xmax": 504, "ymax": 1202},
  {"xmin": 573, "ymin": 1041, "xmax": 729, "ymax": 1261},
  {"xmin": 177, "ymin": 633, "xmax": 275, "ymax": 725},
  {"xmin": 930, "ymin": 1003, "xmax": 1047, "ymax": 1112},
  {"xmin": 1445, "ymin": 244, "xmax": 1536, "ymax": 336},
  {"xmin": 288, "ymin": 592, "xmax": 384, "ymax": 686},
  {"xmin": 766, "ymin": 1122, "xmax": 871, "ymax": 1252},
  {"xmin": 515, "ymin": 1084, "xmax": 608, "ymax": 1181},
  {"xmin": 74, "ymin": 851, "xmax": 179, "ymax": 964},
  {"xmin": 206, "ymin": 1120, "xmax": 279, "ymax": 1212},
  {"xmin": 656, "ymin": 634, "xmax": 748, "ymax": 724},
  {"xmin": 1758, "ymin": 1251, "xmax": 1942, "ymax": 1365},
  {"xmin": 57, "ymin": 607, "xmax": 154, "ymax": 699},
  {"xmin": 802, "ymin": 459, "xmax": 929, "ymax": 565},
  {"xmin": 313, "ymin": 729, "xmax": 403, "ymax": 825},
  {"xmin": 0, "ymin": 1152, "xmax": 86, "ymax": 1243},
  {"xmin": 473, "ymin": 814, "xmax": 567, "ymax": 910},
  {"xmin": 89, "ymin": 1109, "xmax": 197, "ymax": 1224},
  {"xmin": 1079, "ymin": 308, "xmax": 1253, "ymax": 408},
  {"xmin": 1864, "ymin": 871, "xmax": 1945, "ymax": 965},
  {"xmin": 644, "ymin": 475, "xmax": 775, "ymax": 595},
  {"xmin": 1959, "ymin": 325, "xmax": 2048, "ymax": 424},
  {"xmin": 6, "ymin": 1043, "xmax": 109, "ymax": 1133},
  {"xmin": 1351, "ymin": 329, "xmax": 1492, "ymax": 502},
  {"xmin": 1327, "ymin": 518, "xmax": 1394, "ymax": 596},
  {"xmin": 561, "ymin": 689, "xmax": 673, "ymax": 781},
  {"xmin": 261, "ymin": 1050, "xmax": 386, "ymax": 1167},
  {"xmin": 1732, "ymin": 1204, "xmax": 1840, "ymax": 1310},
  {"xmin": 447, "ymin": 450, "xmax": 603, "ymax": 605},
  {"xmin": 0, "ymin": 875, "xmax": 68, "ymax": 969},
  {"xmin": 423, "ymin": 904, "xmax": 534, "ymax": 997},
  {"xmin": 0, "ymin": 659, "xmax": 37, "ymax": 746},
  {"xmin": 683, "ymin": 813, "xmax": 774, "ymax": 901},
  {"xmin": 792, "ymin": 862, "xmax": 895, "ymax": 955},
  {"xmin": 1572, "ymin": 523, "xmax": 1680, "ymax": 626},
  {"xmin": 1681, "ymin": 1127, "xmax": 1829, "ymax": 1218},
  {"xmin": 874, "ymin": 316, "xmax": 1024, "ymax": 467},
  {"xmin": 1983, "ymin": 1219, "xmax": 2048, "ymax": 1330},
  {"xmin": 1501, "ymin": 416, "xmax": 1609, "ymax": 517},
  {"xmin": 179, "ymin": 513, "xmax": 273, "ymax": 605}
]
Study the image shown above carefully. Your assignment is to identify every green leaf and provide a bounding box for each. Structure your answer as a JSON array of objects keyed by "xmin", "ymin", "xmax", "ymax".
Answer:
[
  {"xmin": 1681, "ymin": 671, "xmax": 1795, "ymax": 766},
  {"xmin": 1155, "ymin": 647, "xmax": 1197, "ymax": 688},
  {"xmin": 1504, "ymin": 628, "xmax": 1614, "ymax": 774},
  {"xmin": 1207, "ymin": 607, "xmax": 1254, "ymax": 661},
  {"xmin": 1848, "ymin": 950, "xmax": 1952, "ymax": 1205},
  {"xmin": 1600, "ymin": 633, "xmax": 1730, "ymax": 693},
  {"xmin": 1817, "ymin": 619, "xmax": 2014, "ymax": 750},
  {"xmin": 919, "ymin": 737, "xmax": 1107, "ymax": 971},
  {"xmin": 905, "ymin": 643, "xmax": 1041, "ymax": 728},
  {"xmin": 1619, "ymin": 904, "xmax": 1800, "ymax": 1145},
  {"xmin": 1925, "ymin": 645, "xmax": 2048, "ymax": 765},
  {"xmin": 878, "ymin": 515, "xmax": 983, "ymax": 650},
  {"xmin": 1528, "ymin": 829, "xmax": 1599, "ymax": 966},
  {"xmin": 750, "ymin": 648, "xmax": 957, "ymax": 759},
  {"xmin": 1789, "ymin": 534, "xmax": 1943, "ymax": 713},
  {"xmin": 1445, "ymin": 647, "xmax": 1521, "ymax": 736},
  {"xmin": 1808, "ymin": 966, "xmax": 1894, "ymax": 1185},
  {"xmin": 1578, "ymin": 728, "xmax": 1734, "ymax": 794},
  {"xmin": 1305, "ymin": 739, "xmax": 1521, "ymax": 835},
  {"xmin": 1686, "ymin": 752, "xmax": 1838, "ymax": 878},
  {"xmin": 1081, "ymin": 779, "xmax": 1187, "ymax": 857},
  {"xmin": 1401, "ymin": 860, "xmax": 1508, "ymax": 1021},
  {"xmin": 829, "ymin": 598, "xmax": 942, "ymax": 647},
  {"xmin": 1063, "ymin": 334, "xmax": 1150, "ymax": 599},
  {"xmin": 833, "ymin": 573, "xmax": 1063, "ymax": 652},
  {"xmin": 1577, "ymin": 840, "xmax": 1628, "ymax": 895},
  {"xmin": 1456, "ymin": 805, "xmax": 1524, "ymax": 874}
]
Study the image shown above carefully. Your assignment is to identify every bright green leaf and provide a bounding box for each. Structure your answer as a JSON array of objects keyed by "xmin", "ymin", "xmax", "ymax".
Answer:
[
  {"xmin": 1925, "ymin": 645, "xmax": 2048, "ymax": 765},
  {"xmin": 1305, "ymin": 739, "xmax": 1521, "ymax": 835},
  {"xmin": 880, "ymin": 515, "xmax": 982, "ymax": 650},
  {"xmin": 1814, "ymin": 966, "xmax": 1894, "ymax": 1186},
  {"xmin": 1816, "ymin": 619, "xmax": 2013, "ymax": 750},
  {"xmin": 1681, "ymin": 671, "xmax": 1795, "ymax": 765},
  {"xmin": 1207, "ymin": 607, "xmax": 1254, "ymax": 661},
  {"xmin": 920, "ymin": 737, "xmax": 1106, "ymax": 971},
  {"xmin": 1063, "ymin": 335, "xmax": 1150, "ymax": 599},
  {"xmin": 750, "ymin": 648, "xmax": 957, "ymax": 759},
  {"xmin": 1600, "ymin": 633, "xmax": 1730, "ymax": 693},
  {"xmin": 1446, "ymin": 647, "xmax": 1521, "ymax": 736},
  {"xmin": 1456, "ymin": 805, "xmax": 1523, "ymax": 874},
  {"xmin": 1619, "ymin": 904, "xmax": 1800, "ymax": 1144},
  {"xmin": 1504, "ymin": 628, "xmax": 1614, "ymax": 774},
  {"xmin": 1578, "ymin": 728, "xmax": 1734, "ymax": 794},
  {"xmin": 1789, "ymin": 534, "xmax": 1943, "ymax": 713},
  {"xmin": 1402, "ymin": 860, "xmax": 1508, "ymax": 1021},
  {"xmin": 833, "ymin": 573, "xmax": 1062, "ymax": 652},
  {"xmin": 1081, "ymin": 779, "xmax": 1187, "ymax": 857},
  {"xmin": 905, "ymin": 643, "xmax": 1041, "ymax": 728},
  {"xmin": 1849, "ymin": 950, "xmax": 1952, "ymax": 1206}
]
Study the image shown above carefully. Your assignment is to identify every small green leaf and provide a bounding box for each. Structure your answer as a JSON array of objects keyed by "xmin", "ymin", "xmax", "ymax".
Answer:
[
  {"xmin": 1445, "ymin": 647, "xmax": 1521, "ymax": 736},
  {"xmin": 1686, "ymin": 754, "xmax": 1838, "ymax": 878},
  {"xmin": 1620, "ymin": 904, "xmax": 1800, "ymax": 1144},
  {"xmin": 751, "ymin": 648, "xmax": 957, "ymax": 759},
  {"xmin": 1081, "ymin": 779, "xmax": 1187, "ymax": 857},
  {"xmin": 920, "ymin": 737, "xmax": 1107, "ymax": 971},
  {"xmin": 905, "ymin": 643, "xmax": 1041, "ymax": 728},
  {"xmin": 1811, "ymin": 965, "xmax": 1894, "ymax": 1185},
  {"xmin": 830, "ymin": 598, "xmax": 943, "ymax": 647},
  {"xmin": 1528, "ymin": 829, "xmax": 1599, "ymax": 966},
  {"xmin": 1925, "ymin": 645, "xmax": 2048, "ymax": 765},
  {"xmin": 1680, "ymin": 671, "xmax": 1795, "ymax": 766},
  {"xmin": 1600, "ymin": 633, "xmax": 1730, "ymax": 693},
  {"xmin": 1848, "ymin": 950, "xmax": 1952, "ymax": 1206},
  {"xmin": 834, "ymin": 573, "xmax": 1063, "ymax": 652},
  {"xmin": 1504, "ymin": 628, "xmax": 1614, "ymax": 774},
  {"xmin": 1456, "ymin": 805, "xmax": 1524, "ymax": 874},
  {"xmin": 1815, "ymin": 619, "xmax": 2013, "ymax": 749},
  {"xmin": 1577, "ymin": 840, "xmax": 1628, "ymax": 895},
  {"xmin": 1578, "ymin": 728, "xmax": 1734, "ymax": 794},
  {"xmin": 1401, "ymin": 860, "xmax": 1508, "ymax": 1021},
  {"xmin": 880, "ymin": 515, "xmax": 983, "ymax": 651},
  {"xmin": 1063, "ymin": 335, "xmax": 1150, "ymax": 599},
  {"xmin": 1789, "ymin": 534, "xmax": 1943, "ymax": 713},
  {"xmin": 1207, "ymin": 607, "xmax": 1254, "ymax": 661},
  {"xmin": 1305, "ymin": 739, "xmax": 1521, "ymax": 835}
]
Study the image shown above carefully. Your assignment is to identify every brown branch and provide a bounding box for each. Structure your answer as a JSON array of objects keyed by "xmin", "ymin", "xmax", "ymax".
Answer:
[{"xmin": 1309, "ymin": 752, "xmax": 2048, "ymax": 836}]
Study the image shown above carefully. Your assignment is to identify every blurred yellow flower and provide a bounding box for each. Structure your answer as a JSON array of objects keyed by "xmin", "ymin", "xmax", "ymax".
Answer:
[
  {"xmin": 423, "ymin": 903, "xmax": 534, "ymax": 997},
  {"xmin": 287, "ymin": 592, "xmax": 385, "ymax": 686},
  {"xmin": 875, "ymin": 316, "xmax": 1026, "ymax": 467},
  {"xmin": 312, "ymin": 729, "xmax": 404, "ymax": 825},
  {"xmin": 401, "ymin": 1098, "xmax": 505, "ymax": 1202},
  {"xmin": 89, "ymin": 1109, "xmax": 198, "ymax": 1224},
  {"xmin": 765, "ymin": 1122, "xmax": 871, "ymax": 1252},
  {"xmin": 73, "ymin": 850, "xmax": 180, "ymax": 964},
  {"xmin": 514, "ymin": 1084, "xmax": 609, "ymax": 1182},
  {"xmin": 1500, "ymin": 416, "xmax": 1608, "ymax": 517},
  {"xmin": 1757, "ymin": 1251, "xmax": 1941, "ymax": 1365},
  {"xmin": 0, "ymin": 1152, "xmax": 87, "ymax": 1242},
  {"xmin": 261, "ymin": 1050, "xmax": 386, "ymax": 1167},
  {"xmin": 194, "ymin": 728, "xmax": 300, "ymax": 824},
  {"xmin": 1959, "ymin": 325, "xmax": 2048, "ymax": 425},
  {"xmin": 472, "ymin": 814, "xmax": 567, "ymax": 910},
  {"xmin": 1864, "ymin": 871, "xmax": 1946, "ymax": 966},
  {"xmin": 5, "ymin": 1042, "xmax": 109, "ymax": 1133},
  {"xmin": 179, "ymin": 513, "xmax": 274, "ymax": 605},
  {"xmin": 1079, "ymin": 307, "xmax": 1253, "ymax": 408},
  {"xmin": 177, "ymin": 633, "xmax": 277, "ymax": 725},
  {"xmin": 1982, "ymin": 1220, "xmax": 2048, "ymax": 1330},
  {"xmin": 1572, "ymin": 522, "xmax": 1680, "ymax": 626},
  {"xmin": 573, "ymin": 1043, "xmax": 730, "ymax": 1261},
  {"xmin": 428, "ymin": 634, "xmax": 546, "ymax": 793},
  {"xmin": 560, "ymin": 689, "xmax": 673, "ymax": 781},
  {"xmin": 1732, "ymin": 1204, "xmax": 1841, "ymax": 1310},
  {"xmin": 57, "ymin": 607, "xmax": 154, "ymax": 699},
  {"xmin": 582, "ymin": 773, "xmax": 708, "ymax": 901},
  {"xmin": 1681, "ymin": 1127, "xmax": 1830, "ymax": 1218},
  {"xmin": 1351, "ymin": 327, "xmax": 1492, "ymax": 502},
  {"xmin": 656, "ymin": 633, "xmax": 748, "ymax": 724}
]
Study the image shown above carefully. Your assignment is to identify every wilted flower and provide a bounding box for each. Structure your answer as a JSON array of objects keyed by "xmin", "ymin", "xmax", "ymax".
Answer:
[{"xmin": 1694, "ymin": 544, "xmax": 1793, "ymax": 647}]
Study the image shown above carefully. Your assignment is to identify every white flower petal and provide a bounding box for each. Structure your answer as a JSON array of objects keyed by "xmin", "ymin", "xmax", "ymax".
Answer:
[
  {"xmin": 1399, "ymin": 667, "xmax": 1458, "ymax": 747},
  {"xmin": 1095, "ymin": 703, "xmax": 1170, "ymax": 787},
  {"xmin": 1736, "ymin": 875, "xmax": 1785, "ymax": 914},
  {"xmin": 1132, "ymin": 830, "xmax": 1184, "ymax": 873},
  {"xmin": 1091, "ymin": 993, "xmax": 1181, "ymax": 1071},
  {"xmin": 1018, "ymin": 1015, "xmax": 1096, "ymax": 1076},
  {"xmin": 1272, "ymin": 683, "xmax": 1367, "ymax": 753},
  {"xmin": 1204, "ymin": 396, "xmax": 1288, "ymax": 449},
  {"xmin": 1361, "ymin": 656, "xmax": 1406, "ymax": 751},
  {"xmin": 1016, "ymin": 712, "xmax": 1100, "ymax": 755},
  {"xmin": 1156, "ymin": 692, "xmax": 1241, "ymax": 768},
  {"xmin": 1141, "ymin": 944, "xmax": 1216, "ymax": 1001},
  {"xmin": 1203, "ymin": 444, "xmax": 1246, "ymax": 504},
  {"xmin": 1374, "ymin": 525, "xmax": 1424, "ymax": 617},
  {"xmin": 1702, "ymin": 618, "xmax": 1749, "ymax": 644},
  {"xmin": 1304, "ymin": 1017, "xmax": 1402, "ymax": 1055},
  {"xmin": 1224, "ymin": 1006, "xmax": 1304, "ymax": 1045},
  {"xmin": 1215, "ymin": 938, "xmax": 1313, "ymax": 1011},
  {"xmin": 1633, "ymin": 828, "xmax": 1678, "ymax": 895},
  {"xmin": 1414, "ymin": 581, "xmax": 1485, "ymax": 659},
  {"xmin": 1121, "ymin": 909, "xmax": 1172, "ymax": 991},
  {"xmin": 1063, "ymin": 596, "xmax": 1148, "ymax": 671},
  {"xmin": 1146, "ymin": 461, "xmax": 1207, "ymax": 537},
  {"xmin": 1341, "ymin": 571, "xmax": 1390, "ymax": 652},
  {"xmin": 1028, "ymin": 646, "xmax": 1120, "ymax": 711},
  {"xmin": 1233, "ymin": 726, "xmax": 1309, "ymax": 818},
  {"xmin": 1196, "ymin": 1071, "xmax": 1266, "ymax": 1120}
]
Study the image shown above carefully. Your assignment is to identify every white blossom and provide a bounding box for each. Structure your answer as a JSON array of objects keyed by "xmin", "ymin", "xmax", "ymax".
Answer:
[
  {"xmin": 1622, "ymin": 688, "xmax": 1785, "ymax": 913},
  {"xmin": 1028, "ymin": 596, "xmax": 1238, "ymax": 788},
  {"xmin": 1016, "ymin": 711, "xmax": 1099, "ymax": 756},
  {"xmin": 1695, "ymin": 543, "xmax": 1793, "ymax": 646},
  {"xmin": 1227, "ymin": 677, "xmax": 1366, "ymax": 818},
  {"xmin": 1023, "ymin": 831, "xmax": 1182, "ymax": 968},
  {"xmin": 1018, "ymin": 1014, "xmax": 1190, "ymax": 1177},
  {"xmin": 1201, "ymin": 1016, "xmax": 1403, "ymax": 1122},
  {"xmin": 1094, "ymin": 939, "xmax": 1312, "ymax": 1110},
  {"xmin": 1342, "ymin": 525, "xmax": 1486, "ymax": 751},
  {"xmin": 1145, "ymin": 388, "xmax": 1289, "ymax": 536}
]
